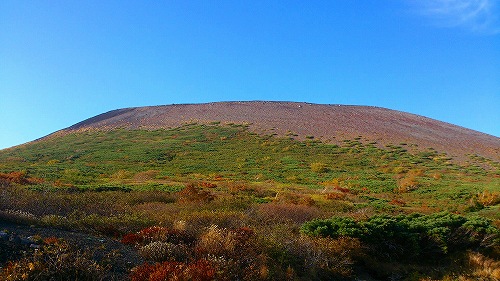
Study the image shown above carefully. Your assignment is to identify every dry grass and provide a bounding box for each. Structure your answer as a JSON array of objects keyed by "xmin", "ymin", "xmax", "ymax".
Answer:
[{"xmin": 256, "ymin": 203, "xmax": 322, "ymax": 224}]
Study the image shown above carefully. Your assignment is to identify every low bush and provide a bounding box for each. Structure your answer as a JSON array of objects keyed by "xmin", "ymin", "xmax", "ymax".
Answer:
[
  {"xmin": 121, "ymin": 233, "xmax": 144, "ymax": 245},
  {"xmin": 475, "ymin": 190, "xmax": 500, "ymax": 207},
  {"xmin": 0, "ymin": 239, "xmax": 110, "ymax": 281},
  {"xmin": 195, "ymin": 225, "xmax": 261, "ymax": 280},
  {"xmin": 199, "ymin": 182, "xmax": 217, "ymax": 188},
  {"xmin": 302, "ymin": 236, "xmax": 361, "ymax": 278},
  {"xmin": 196, "ymin": 225, "xmax": 253, "ymax": 257},
  {"xmin": 0, "ymin": 171, "xmax": 41, "ymax": 185},
  {"xmin": 178, "ymin": 209, "xmax": 245, "ymax": 232},
  {"xmin": 310, "ymin": 162, "xmax": 329, "ymax": 173},
  {"xmin": 325, "ymin": 192, "xmax": 346, "ymax": 200},
  {"xmin": 130, "ymin": 259, "xmax": 215, "ymax": 281},
  {"xmin": 177, "ymin": 183, "xmax": 215, "ymax": 203},
  {"xmin": 138, "ymin": 241, "xmax": 189, "ymax": 262},
  {"xmin": 301, "ymin": 212, "xmax": 500, "ymax": 262},
  {"xmin": 258, "ymin": 224, "xmax": 361, "ymax": 279},
  {"xmin": 122, "ymin": 226, "xmax": 195, "ymax": 247},
  {"xmin": 256, "ymin": 203, "xmax": 321, "ymax": 224},
  {"xmin": 465, "ymin": 251, "xmax": 500, "ymax": 280}
]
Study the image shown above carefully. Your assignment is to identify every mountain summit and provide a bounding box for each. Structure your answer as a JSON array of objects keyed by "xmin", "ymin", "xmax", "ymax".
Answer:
[{"xmin": 49, "ymin": 101, "xmax": 499, "ymax": 162}]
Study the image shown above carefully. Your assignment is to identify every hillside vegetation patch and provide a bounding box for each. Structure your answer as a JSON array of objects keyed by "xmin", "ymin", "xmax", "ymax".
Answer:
[{"xmin": 0, "ymin": 124, "xmax": 499, "ymax": 280}]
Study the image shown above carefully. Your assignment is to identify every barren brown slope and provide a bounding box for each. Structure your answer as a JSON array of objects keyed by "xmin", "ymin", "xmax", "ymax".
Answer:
[{"xmin": 54, "ymin": 101, "xmax": 499, "ymax": 162}]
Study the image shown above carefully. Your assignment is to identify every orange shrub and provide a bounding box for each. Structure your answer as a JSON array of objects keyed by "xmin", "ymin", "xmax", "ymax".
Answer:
[
  {"xmin": 390, "ymin": 198, "xmax": 406, "ymax": 206},
  {"xmin": 130, "ymin": 260, "xmax": 215, "ymax": 281},
  {"xmin": 334, "ymin": 186, "xmax": 350, "ymax": 193},
  {"xmin": 325, "ymin": 192, "xmax": 346, "ymax": 200},
  {"xmin": 225, "ymin": 181, "xmax": 252, "ymax": 194},
  {"xmin": 139, "ymin": 226, "xmax": 170, "ymax": 242},
  {"xmin": 200, "ymin": 182, "xmax": 217, "ymax": 188},
  {"xmin": 396, "ymin": 174, "xmax": 419, "ymax": 193},
  {"xmin": 0, "ymin": 171, "xmax": 44, "ymax": 185},
  {"xmin": 476, "ymin": 190, "xmax": 500, "ymax": 206},
  {"xmin": 43, "ymin": 237, "xmax": 61, "ymax": 245},
  {"xmin": 133, "ymin": 170, "xmax": 160, "ymax": 181},
  {"xmin": 121, "ymin": 233, "xmax": 144, "ymax": 245},
  {"xmin": 231, "ymin": 227, "xmax": 254, "ymax": 244},
  {"xmin": 0, "ymin": 171, "xmax": 29, "ymax": 184},
  {"xmin": 177, "ymin": 184, "xmax": 215, "ymax": 203},
  {"xmin": 122, "ymin": 226, "xmax": 195, "ymax": 246}
]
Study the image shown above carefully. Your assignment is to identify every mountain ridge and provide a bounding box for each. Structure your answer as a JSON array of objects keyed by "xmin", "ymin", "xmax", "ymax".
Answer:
[{"xmin": 37, "ymin": 101, "xmax": 500, "ymax": 162}]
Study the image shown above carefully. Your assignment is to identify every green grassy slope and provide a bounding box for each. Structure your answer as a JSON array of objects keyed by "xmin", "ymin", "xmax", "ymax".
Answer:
[
  {"xmin": 1, "ymin": 123, "xmax": 499, "ymax": 280},
  {"xmin": 1, "ymin": 123, "xmax": 498, "ymax": 216}
]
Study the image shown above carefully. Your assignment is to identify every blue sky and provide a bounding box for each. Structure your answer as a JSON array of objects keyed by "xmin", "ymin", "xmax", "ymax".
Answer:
[{"xmin": 1, "ymin": 0, "xmax": 499, "ymax": 149}]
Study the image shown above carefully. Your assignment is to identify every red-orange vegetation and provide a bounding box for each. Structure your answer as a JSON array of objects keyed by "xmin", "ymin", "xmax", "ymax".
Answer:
[
  {"xmin": 200, "ymin": 182, "xmax": 217, "ymax": 188},
  {"xmin": 334, "ymin": 186, "xmax": 350, "ymax": 193},
  {"xmin": 390, "ymin": 198, "xmax": 406, "ymax": 206},
  {"xmin": 130, "ymin": 260, "xmax": 215, "ymax": 281},
  {"xmin": 121, "ymin": 233, "xmax": 144, "ymax": 245},
  {"xmin": 177, "ymin": 183, "xmax": 215, "ymax": 203},
  {"xmin": 0, "ymin": 171, "xmax": 44, "ymax": 185},
  {"xmin": 325, "ymin": 192, "xmax": 346, "ymax": 200}
]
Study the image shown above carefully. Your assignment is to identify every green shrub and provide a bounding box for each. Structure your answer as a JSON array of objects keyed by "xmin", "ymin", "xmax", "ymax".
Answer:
[
  {"xmin": 300, "ymin": 217, "xmax": 365, "ymax": 238},
  {"xmin": 301, "ymin": 212, "xmax": 500, "ymax": 262},
  {"xmin": 310, "ymin": 162, "xmax": 329, "ymax": 173}
]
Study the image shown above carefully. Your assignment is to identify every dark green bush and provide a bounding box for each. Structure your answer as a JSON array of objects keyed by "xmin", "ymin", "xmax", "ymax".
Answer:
[
  {"xmin": 300, "ymin": 217, "xmax": 365, "ymax": 238},
  {"xmin": 301, "ymin": 212, "xmax": 500, "ymax": 262}
]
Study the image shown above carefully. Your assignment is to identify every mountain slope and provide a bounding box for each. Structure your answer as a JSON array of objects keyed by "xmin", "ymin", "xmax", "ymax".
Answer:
[
  {"xmin": 51, "ymin": 101, "xmax": 499, "ymax": 162},
  {"xmin": 1, "ymin": 102, "xmax": 499, "ymax": 281}
]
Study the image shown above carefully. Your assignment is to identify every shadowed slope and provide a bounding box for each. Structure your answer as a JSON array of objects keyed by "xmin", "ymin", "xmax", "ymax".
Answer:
[{"xmin": 52, "ymin": 101, "xmax": 499, "ymax": 161}]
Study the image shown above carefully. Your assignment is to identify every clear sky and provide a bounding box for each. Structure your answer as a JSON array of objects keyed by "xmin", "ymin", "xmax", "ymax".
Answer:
[{"xmin": 1, "ymin": 0, "xmax": 499, "ymax": 149}]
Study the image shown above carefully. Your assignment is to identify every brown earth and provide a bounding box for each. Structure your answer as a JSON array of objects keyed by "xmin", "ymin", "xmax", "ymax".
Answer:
[{"xmin": 49, "ymin": 101, "xmax": 499, "ymax": 162}]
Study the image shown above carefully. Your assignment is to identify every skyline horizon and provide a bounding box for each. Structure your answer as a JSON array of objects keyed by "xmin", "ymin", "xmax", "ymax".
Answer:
[
  {"xmin": 1, "ymin": 1, "xmax": 499, "ymax": 149},
  {"xmin": 2, "ymin": 99, "xmax": 498, "ymax": 151}
]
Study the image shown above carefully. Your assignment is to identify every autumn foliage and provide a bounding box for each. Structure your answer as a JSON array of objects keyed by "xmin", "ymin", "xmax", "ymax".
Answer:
[
  {"xmin": 130, "ymin": 259, "xmax": 215, "ymax": 281},
  {"xmin": 177, "ymin": 183, "xmax": 215, "ymax": 203},
  {"xmin": 0, "ymin": 171, "xmax": 44, "ymax": 186}
]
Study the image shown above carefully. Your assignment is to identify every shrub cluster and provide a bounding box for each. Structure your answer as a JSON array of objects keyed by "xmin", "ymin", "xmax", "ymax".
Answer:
[
  {"xmin": 0, "ymin": 171, "xmax": 43, "ymax": 186},
  {"xmin": 257, "ymin": 224, "xmax": 361, "ymax": 280},
  {"xmin": 130, "ymin": 259, "xmax": 215, "ymax": 281},
  {"xmin": 122, "ymin": 225, "xmax": 261, "ymax": 280},
  {"xmin": 0, "ymin": 238, "xmax": 110, "ymax": 281},
  {"xmin": 301, "ymin": 212, "xmax": 500, "ymax": 262},
  {"xmin": 177, "ymin": 183, "xmax": 215, "ymax": 203},
  {"xmin": 122, "ymin": 226, "xmax": 195, "ymax": 247}
]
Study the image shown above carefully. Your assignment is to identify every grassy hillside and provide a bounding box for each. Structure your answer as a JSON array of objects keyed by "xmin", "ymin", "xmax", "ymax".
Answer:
[
  {"xmin": 1, "ymin": 123, "xmax": 498, "ymax": 213},
  {"xmin": 1, "ymin": 123, "xmax": 499, "ymax": 280}
]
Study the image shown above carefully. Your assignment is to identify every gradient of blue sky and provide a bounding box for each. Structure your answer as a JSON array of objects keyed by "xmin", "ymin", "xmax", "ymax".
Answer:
[{"xmin": 1, "ymin": 0, "xmax": 499, "ymax": 149}]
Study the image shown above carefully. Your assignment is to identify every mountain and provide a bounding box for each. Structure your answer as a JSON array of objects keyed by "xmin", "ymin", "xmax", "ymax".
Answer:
[
  {"xmin": 1, "ymin": 101, "xmax": 499, "ymax": 280},
  {"xmin": 48, "ymin": 101, "xmax": 499, "ymax": 162}
]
